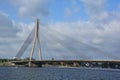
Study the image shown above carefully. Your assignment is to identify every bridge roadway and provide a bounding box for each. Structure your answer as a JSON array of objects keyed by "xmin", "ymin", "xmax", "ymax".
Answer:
[{"xmin": 11, "ymin": 60, "xmax": 120, "ymax": 68}]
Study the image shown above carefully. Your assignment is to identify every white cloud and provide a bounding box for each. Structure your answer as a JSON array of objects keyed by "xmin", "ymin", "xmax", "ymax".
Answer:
[
  {"xmin": 82, "ymin": 0, "xmax": 106, "ymax": 12},
  {"xmin": 0, "ymin": 11, "xmax": 13, "ymax": 30},
  {"xmin": 0, "ymin": 11, "xmax": 35, "ymax": 58},
  {"xmin": 65, "ymin": 8, "xmax": 72, "ymax": 17},
  {"xmin": 0, "ymin": 11, "xmax": 18, "ymax": 58},
  {"xmin": 45, "ymin": 17, "xmax": 120, "ymax": 59},
  {"xmin": 74, "ymin": 6, "xmax": 80, "ymax": 13},
  {"xmin": 71, "ymin": 0, "xmax": 77, "ymax": 5},
  {"xmin": 16, "ymin": 22, "xmax": 35, "ymax": 39},
  {"xmin": 12, "ymin": 0, "xmax": 49, "ymax": 17},
  {"xmin": 82, "ymin": 0, "xmax": 107, "ymax": 21},
  {"xmin": 71, "ymin": 0, "xmax": 80, "ymax": 13}
]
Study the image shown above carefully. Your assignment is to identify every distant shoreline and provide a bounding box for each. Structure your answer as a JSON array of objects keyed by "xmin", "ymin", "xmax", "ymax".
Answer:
[
  {"xmin": 0, "ymin": 59, "xmax": 120, "ymax": 70},
  {"xmin": 0, "ymin": 61, "xmax": 12, "ymax": 67}
]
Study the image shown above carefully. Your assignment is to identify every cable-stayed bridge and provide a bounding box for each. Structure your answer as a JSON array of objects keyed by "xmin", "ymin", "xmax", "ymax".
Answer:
[{"xmin": 12, "ymin": 19, "xmax": 120, "ymax": 68}]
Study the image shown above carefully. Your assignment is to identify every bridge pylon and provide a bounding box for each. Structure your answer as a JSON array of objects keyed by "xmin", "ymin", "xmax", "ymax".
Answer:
[{"xmin": 29, "ymin": 19, "xmax": 42, "ymax": 67}]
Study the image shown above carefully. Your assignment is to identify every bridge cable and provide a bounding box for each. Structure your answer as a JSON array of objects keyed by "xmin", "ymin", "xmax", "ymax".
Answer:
[
  {"xmin": 40, "ymin": 27, "xmax": 89, "ymax": 60},
  {"xmin": 15, "ymin": 28, "xmax": 35, "ymax": 58},
  {"xmin": 41, "ymin": 26, "xmax": 119, "ymax": 60},
  {"xmin": 40, "ymin": 27, "xmax": 74, "ymax": 59}
]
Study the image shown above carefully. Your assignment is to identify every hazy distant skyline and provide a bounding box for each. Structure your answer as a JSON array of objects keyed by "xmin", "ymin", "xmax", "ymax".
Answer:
[{"xmin": 0, "ymin": 0, "xmax": 120, "ymax": 59}]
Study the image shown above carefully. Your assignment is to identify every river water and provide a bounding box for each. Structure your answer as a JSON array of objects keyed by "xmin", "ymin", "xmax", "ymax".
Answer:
[{"xmin": 0, "ymin": 67, "xmax": 120, "ymax": 80}]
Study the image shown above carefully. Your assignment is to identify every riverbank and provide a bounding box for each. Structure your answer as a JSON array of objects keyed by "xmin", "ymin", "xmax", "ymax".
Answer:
[{"xmin": 0, "ymin": 61, "xmax": 11, "ymax": 66}]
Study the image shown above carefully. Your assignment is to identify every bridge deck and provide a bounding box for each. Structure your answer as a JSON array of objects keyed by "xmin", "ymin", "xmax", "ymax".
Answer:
[{"xmin": 12, "ymin": 60, "xmax": 120, "ymax": 63}]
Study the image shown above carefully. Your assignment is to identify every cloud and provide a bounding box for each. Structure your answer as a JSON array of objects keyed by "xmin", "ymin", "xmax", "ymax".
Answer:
[
  {"xmin": 16, "ymin": 22, "xmax": 35, "ymax": 39},
  {"xmin": 12, "ymin": 0, "xmax": 49, "ymax": 17},
  {"xmin": 82, "ymin": 0, "xmax": 106, "ymax": 14},
  {"xmin": 0, "ymin": 11, "xmax": 17, "ymax": 37},
  {"xmin": 0, "ymin": 11, "xmax": 12, "ymax": 27},
  {"xmin": 65, "ymin": 8, "xmax": 72, "ymax": 17},
  {"xmin": 71, "ymin": 0, "xmax": 80, "ymax": 13},
  {"xmin": 65, "ymin": 0, "xmax": 80, "ymax": 17},
  {"xmin": 0, "ymin": 11, "xmax": 35, "ymax": 58},
  {"xmin": 82, "ymin": 0, "xmax": 107, "ymax": 21},
  {"xmin": 74, "ymin": 6, "xmax": 80, "ymax": 13},
  {"xmin": 0, "ymin": 11, "xmax": 18, "ymax": 58},
  {"xmin": 45, "ymin": 17, "xmax": 120, "ymax": 59},
  {"xmin": 71, "ymin": 0, "xmax": 77, "ymax": 5}
]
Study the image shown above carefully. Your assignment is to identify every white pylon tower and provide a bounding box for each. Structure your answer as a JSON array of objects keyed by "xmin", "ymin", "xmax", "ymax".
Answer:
[{"xmin": 29, "ymin": 19, "xmax": 42, "ymax": 67}]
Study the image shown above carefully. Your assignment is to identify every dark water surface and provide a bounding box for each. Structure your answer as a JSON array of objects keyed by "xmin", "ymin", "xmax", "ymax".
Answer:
[{"xmin": 0, "ymin": 67, "xmax": 120, "ymax": 80}]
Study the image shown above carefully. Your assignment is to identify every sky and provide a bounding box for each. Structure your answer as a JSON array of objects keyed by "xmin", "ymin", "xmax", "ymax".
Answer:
[{"xmin": 0, "ymin": 0, "xmax": 120, "ymax": 60}]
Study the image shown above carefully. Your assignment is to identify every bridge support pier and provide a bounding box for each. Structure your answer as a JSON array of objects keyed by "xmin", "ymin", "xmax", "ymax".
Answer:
[
  {"xmin": 28, "ymin": 61, "xmax": 42, "ymax": 67},
  {"xmin": 28, "ymin": 61, "xmax": 32, "ymax": 67}
]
